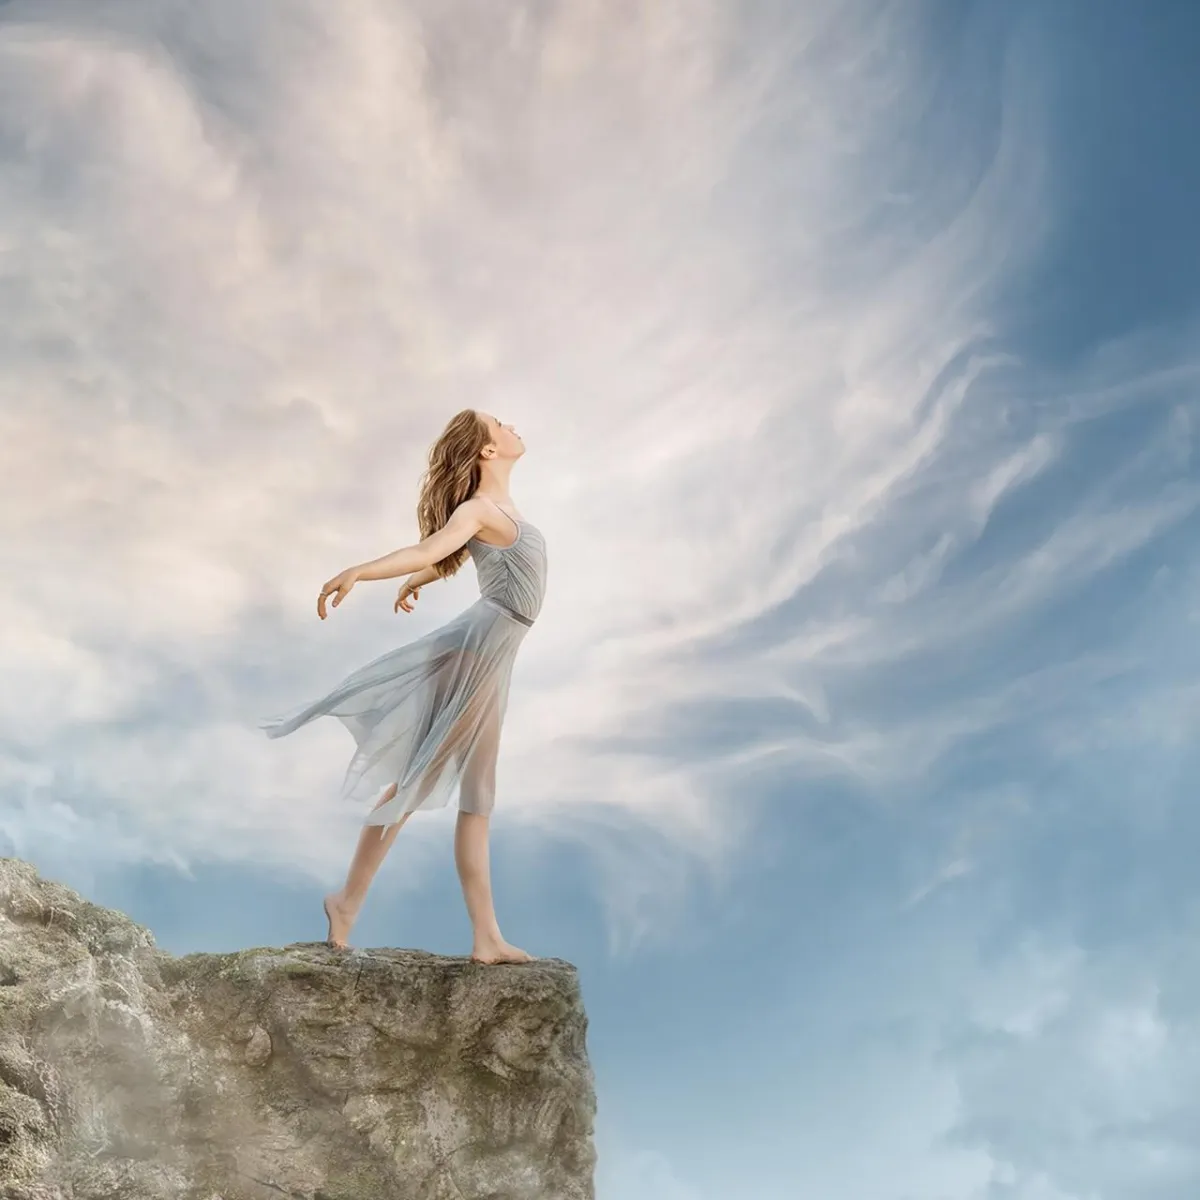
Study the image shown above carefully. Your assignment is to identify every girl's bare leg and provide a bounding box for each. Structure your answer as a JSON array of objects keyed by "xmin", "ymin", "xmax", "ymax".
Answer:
[
  {"xmin": 454, "ymin": 813, "xmax": 533, "ymax": 963},
  {"xmin": 323, "ymin": 783, "xmax": 408, "ymax": 948},
  {"xmin": 455, "ymin": 704, "xmax": 533, "ymax": 963}
]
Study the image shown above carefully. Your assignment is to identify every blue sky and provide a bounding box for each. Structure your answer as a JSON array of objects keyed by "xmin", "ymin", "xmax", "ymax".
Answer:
[{"xmin": 3, "ymin": 1, "xmax": 1200, "ymax": 1197}]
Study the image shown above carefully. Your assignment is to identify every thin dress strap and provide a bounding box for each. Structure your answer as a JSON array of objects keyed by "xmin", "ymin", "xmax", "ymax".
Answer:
[{"xmin": 484, "ymin": 497, "xmax": 520, "ymax": 545}]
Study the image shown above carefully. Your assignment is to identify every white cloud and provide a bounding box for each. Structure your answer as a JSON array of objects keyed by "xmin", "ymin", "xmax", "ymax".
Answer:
[
  {"xmin": 1, "ymin": 0, "xmax": 1197, "ymax": 952},
  {"xmin": 945, "ymin": 925, "xmax": 1200, "ymax": 1200}
]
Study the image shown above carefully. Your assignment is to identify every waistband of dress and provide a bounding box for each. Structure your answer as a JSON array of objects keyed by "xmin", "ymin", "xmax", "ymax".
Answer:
[{"xmin": 482, "ymin": 596, "xmax": 535, "ymax": 627}]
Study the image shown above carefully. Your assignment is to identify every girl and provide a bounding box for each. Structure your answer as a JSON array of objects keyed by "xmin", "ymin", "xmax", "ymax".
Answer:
[{"xmin": 260, "ymin": 410, "xmax": 547, "ymax": 963}]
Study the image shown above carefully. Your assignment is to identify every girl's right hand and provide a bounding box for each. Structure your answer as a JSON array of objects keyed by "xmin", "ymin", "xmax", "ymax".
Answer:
[
  {"xmin": 318, "ymin": 568, "xmax": 360, "ymax": 620},
  {"xmin": 394, "ymin": 578, "xmax": 421, "ymax": 614}
]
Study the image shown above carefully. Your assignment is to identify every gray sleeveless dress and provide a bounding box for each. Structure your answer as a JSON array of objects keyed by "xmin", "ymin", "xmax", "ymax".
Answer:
[{"xmin": 259, "ymin": 510, "xmax": 547, "ymax": 828}]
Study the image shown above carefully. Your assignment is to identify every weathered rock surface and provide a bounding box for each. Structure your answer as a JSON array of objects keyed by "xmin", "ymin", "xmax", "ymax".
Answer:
[{"xmin": 0, "ymin": 858, "xmax": 596, "ymax": 1199}]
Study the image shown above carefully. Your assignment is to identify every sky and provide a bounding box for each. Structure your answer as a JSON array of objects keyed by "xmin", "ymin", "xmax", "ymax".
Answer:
[{"xmin": 2, "ymin": 0, "xmax": 1200, "ymax": 1197}]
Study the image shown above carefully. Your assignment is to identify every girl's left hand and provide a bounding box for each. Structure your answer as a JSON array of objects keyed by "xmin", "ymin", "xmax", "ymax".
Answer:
[{"xmin": 394, "ymin": 579, "xmax": 421, "ymax": 613}]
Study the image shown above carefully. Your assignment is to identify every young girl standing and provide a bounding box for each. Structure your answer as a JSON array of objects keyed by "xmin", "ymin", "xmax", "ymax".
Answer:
[{"xmin": 261, "ymin": 410, "xmax": 547, "ymax": 963}]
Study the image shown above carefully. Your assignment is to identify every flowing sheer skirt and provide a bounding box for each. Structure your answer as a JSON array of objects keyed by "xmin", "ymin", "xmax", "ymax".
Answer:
[{"xmin": 260, "ymin": 598, "xmax": 530, "ymax": 827}]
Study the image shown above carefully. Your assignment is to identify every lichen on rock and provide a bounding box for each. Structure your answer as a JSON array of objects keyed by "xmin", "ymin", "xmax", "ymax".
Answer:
[{"xmin": 0, "ymin": 858, "xmax": 596, "ymax": 1199}]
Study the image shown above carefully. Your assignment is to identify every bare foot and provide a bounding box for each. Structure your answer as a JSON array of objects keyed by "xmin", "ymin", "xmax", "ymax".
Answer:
[
  {"xmin": 323, "ymin": 893, "xmax": 357, "ymax": 950},
  {"xmin": 471, "ymin": 938, "xmax": 536, "ymax": 965}
]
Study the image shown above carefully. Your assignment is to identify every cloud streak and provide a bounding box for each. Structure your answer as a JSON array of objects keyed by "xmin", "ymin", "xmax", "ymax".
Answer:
[{"xmin": 1, "ymin": 1, "xmax": 1196, "ymax": 951}]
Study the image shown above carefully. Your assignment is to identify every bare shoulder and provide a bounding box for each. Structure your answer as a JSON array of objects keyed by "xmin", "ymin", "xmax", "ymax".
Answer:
[
  {"xmin": 417, "ymin": 498, "xmax": 487, "ymax": 565},
  {"xmin": 446, "ymin": 496, "xmax": 490, "ymax": 531},
  {"xmin": 452, "ymin": 495, "xmax": 491, "ymax": 519},
  {"xmin": 460, "ymin": 495, "xmax": 520, "ymax": 547}
]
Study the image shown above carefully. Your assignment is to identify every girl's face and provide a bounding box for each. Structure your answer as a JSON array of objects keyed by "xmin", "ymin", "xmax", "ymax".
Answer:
[{"xmin": 484, "ymin": 414, "xmax": 525, "ymax": 460}]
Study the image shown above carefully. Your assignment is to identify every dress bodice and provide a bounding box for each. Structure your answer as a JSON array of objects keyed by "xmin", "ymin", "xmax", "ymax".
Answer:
[{"xmin": 468, "ymin": 520, "xmax": 547, "ymax": 623}]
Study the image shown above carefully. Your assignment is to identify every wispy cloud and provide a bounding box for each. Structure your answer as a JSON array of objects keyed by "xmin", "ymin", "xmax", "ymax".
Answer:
[{"xmin": 2, "ymin": 1, "xmax": 1197, "ymax": 960}]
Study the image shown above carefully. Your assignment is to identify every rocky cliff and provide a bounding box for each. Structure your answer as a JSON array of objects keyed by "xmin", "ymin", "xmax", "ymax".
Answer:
[{"xmin": 0, "ymin": 858, "xmax": 595, "ymax": 1200}]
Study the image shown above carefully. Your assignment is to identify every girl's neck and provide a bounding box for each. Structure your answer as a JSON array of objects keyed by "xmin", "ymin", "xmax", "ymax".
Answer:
[
  {"xmin": 475, "ymin": 489, "xmax": 515, "ymax": 509},
  {"xmin": 476, "ymin": 458, "xmax": 514, "ymax": 500}
]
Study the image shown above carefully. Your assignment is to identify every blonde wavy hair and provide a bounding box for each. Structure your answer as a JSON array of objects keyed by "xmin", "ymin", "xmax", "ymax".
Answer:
[{"xmin": 416, "ymin": 408, "xmax": 492, "ymax": 578}]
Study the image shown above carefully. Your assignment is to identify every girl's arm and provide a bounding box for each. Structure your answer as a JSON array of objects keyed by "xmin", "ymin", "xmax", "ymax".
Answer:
[
  {"xmin": 318, "ymin": 500, "xmax": 485, "ymax": 619},
  {"xmin": 405, "ymin": 564, "xmax": 441, "ymax": 588},
  {"xmin": 353, "ymin": 501, "xmax": 485, "ymax": 581}
]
